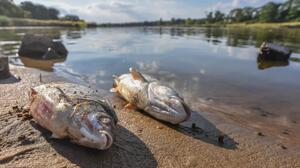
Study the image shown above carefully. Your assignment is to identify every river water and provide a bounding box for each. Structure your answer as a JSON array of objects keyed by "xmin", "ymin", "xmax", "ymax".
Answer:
[{"xmin": 1, "ymin": 26, "xmax": 300, "ymax": 121}]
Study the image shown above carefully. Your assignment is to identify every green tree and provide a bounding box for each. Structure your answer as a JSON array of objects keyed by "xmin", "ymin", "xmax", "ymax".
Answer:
[
  {"xmin": 287, "ymin": 0, "xmax": 300, "ymax": 20},
  {"xmin": 206, "ymin": 12, "xmax": 213, "ymax": 23},
  {"xmin": 214, "ymin": 10, "xmax": 225, "ymax": 22},
  {"xmin": 259, "ymin": 2, "xmax": 280, "ymax": 22},
  {"xmin": 0, "ymin": 0, "xmax": 28, "ymax": 18},
  {"xmin": 62, "ymin": 14, "xmax": 80, "ymax": 21}
]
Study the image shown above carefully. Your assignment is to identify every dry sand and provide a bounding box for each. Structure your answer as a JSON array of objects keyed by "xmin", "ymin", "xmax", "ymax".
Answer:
[{"xmin": 0, "ymin": 65, "xmax": 299, "ymax": 168}]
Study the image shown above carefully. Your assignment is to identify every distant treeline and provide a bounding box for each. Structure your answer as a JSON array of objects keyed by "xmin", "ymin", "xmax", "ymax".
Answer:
[
  {"xmin": 0, "ymin": 0, "xmax": 81, "ymax": 21},
  {"xmin": 99, "ymin": 0, "xmax": 300, "ymax": 27}
]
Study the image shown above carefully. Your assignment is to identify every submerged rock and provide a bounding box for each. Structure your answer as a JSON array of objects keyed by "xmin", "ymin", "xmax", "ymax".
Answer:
[
  {"xmin": 18, "ymin": 34, "xmax": 68, "ymax": 59},
  {"xmin": 259, "ymin": 42, "xmax": 291, "ymax": 61}
]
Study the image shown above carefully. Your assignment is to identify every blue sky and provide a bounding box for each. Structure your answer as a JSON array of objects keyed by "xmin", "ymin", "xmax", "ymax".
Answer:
[{"xmin": 14, "ymin": 0, "xmax": 285, "ymax": 23}]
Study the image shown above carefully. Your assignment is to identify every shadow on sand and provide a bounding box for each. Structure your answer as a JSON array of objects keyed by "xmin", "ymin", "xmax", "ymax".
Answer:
[
  {"xmin": 166, "ymin": 111, "xmax": 238, "ymax": 150},
  {"xmin": 30, "ymin": 122, "xmax": 157, "ymax": 168},
  {"xmin": 0, "ymin": 75, "xmax": 20, "ymax": 84}
]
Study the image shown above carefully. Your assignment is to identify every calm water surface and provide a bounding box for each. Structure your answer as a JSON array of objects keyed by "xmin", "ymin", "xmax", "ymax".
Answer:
[{"xmin": 1, "ymin": 27, "xmax": 300, "ymax": 120}]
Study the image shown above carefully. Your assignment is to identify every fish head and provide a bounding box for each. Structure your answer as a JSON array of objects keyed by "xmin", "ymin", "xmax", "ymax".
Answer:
[
  {"xmin": 146, "ymin": 82, "xmax": 191, "ymax": 124},
  {"xmin": 74, "ymin": 101, "xmax": 117, "ymax": 150}
]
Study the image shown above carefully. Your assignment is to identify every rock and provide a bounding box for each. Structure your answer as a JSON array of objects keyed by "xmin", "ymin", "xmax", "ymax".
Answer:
[
  {"xmin": 259, "ymin": 42, "xmax": 291, "ymax": 61},
  {"xmin": 257, "ymin": 132, "xmax": 264, "ymax": 136},
  {"xmin": 0, "ymin": 55, "xmax": 10, "ymax": 79},
  {"xmin": 18, "ymin": 34, "xmax": 68, "ymax": 59}
]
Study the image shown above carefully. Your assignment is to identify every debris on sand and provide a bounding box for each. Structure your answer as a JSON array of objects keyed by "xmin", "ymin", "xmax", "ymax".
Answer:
[
  {"xmin": 218, "ymin": 134, "xmax": 225, "ymax": 144},
  {"xmin": 0, "ymin": 55, "xmax": 10, "ymax": 79},
  {"xmin": 257, "ymin": 132, "xmax": 264, "ymax": 137}
]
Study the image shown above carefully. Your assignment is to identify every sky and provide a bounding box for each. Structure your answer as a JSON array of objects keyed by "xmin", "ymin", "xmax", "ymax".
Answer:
[{"xmin": 14, "ymin": 0, "xmax": 286, "ymax": 23}]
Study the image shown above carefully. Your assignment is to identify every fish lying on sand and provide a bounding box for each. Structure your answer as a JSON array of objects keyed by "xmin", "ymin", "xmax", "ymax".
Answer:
[
  {"xmin": 111, "ymin": 67, "xmax": 191, "ymax": 124},
  {"xmin": 29, "ymin": 82, "xmax": 117, "ymax": 150}
]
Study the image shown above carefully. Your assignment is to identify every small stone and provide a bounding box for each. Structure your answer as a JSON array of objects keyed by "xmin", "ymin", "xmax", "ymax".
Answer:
[
  {"xmin": 257, "ymin": 132, "xmax": 264, "ymax": 136},
  {"xmin": 4, "ymin": 119, "xmax": 8, "ymax": 122},
  {"xmin": 18, "ymin": 135, "xmax": 26, "ymax": 141},
  {"xmin": 192, "ymin": 123, "xmax": 196, "ymax": 129},
  {"xmin": 12, "ymin": 106, "xmax": 18, "ymax": 110},
  {"xmin": 138, "ymin": 128, "xmax": 143, "ymax": 132},
  {"xmin": 282, "ymin": 131, "xmax": 289, "ymax": 135},
  {"xmin": 73, "ymin": 91, "xmax": 77, "ymax": 94},
  {"xmin": 281, "ymin": 145, "xmax": 287, "ymax": 150},
  {"xmin": 218, "ymin": 134, "xmax": 225, "ymax": 144},
  {"xmin": 17, "ymin": 114, "xmax": 23, "ymax": 118},
  {"xmin": 157, "ymin": 126, "xmax": 163, "ymax": 129}
]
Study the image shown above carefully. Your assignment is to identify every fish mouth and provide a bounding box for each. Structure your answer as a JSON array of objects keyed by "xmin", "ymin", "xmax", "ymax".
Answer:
[
  {"xmin": 98, "ymin": 130, "xmax": 114, "ymax": 150},
  {"xmin": 145, "ymin": 98, "xmax": 191, "ymax": 124}
]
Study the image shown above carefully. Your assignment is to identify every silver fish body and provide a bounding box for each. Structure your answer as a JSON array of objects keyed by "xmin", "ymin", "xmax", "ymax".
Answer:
[
  {"xmin": 112, "ymin": 68, "xmax": 191, "ymax": 124},
  {"xmin": 29, "ymin": 82, "xmax": 117, "ymax": 150}
]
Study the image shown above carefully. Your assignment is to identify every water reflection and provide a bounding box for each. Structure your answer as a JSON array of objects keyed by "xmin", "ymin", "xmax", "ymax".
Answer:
[
  {"xmin": 0, "ymin": 27, "xmax": 300, "ymax": 121},
  {"xmin": 19, "ymin": 56, "xmax": 66, "ymax": 71},
  {"xmin": 257, "ymin": 56, "xmax": 289, "ymax": 70}
]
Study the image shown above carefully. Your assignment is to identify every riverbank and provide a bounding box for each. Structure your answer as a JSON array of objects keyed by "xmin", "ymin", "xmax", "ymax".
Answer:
[
  {"xmin": 0, "ymin": 65, "xmax": 299, "ymax": 167},
  {"xmin": 98, "ymin": 21, "xmax": 300, "ymax": 29},
  {"xmin": 0, "ymin": 16, "xmax": 86, "ymax": 28}
]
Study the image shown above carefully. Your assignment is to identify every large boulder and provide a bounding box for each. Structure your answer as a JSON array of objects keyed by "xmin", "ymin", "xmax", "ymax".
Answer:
[
  {"xmin": 259, "ymin": 42, "xmax": 291, "ymax": 61},
  {"xmin": 18, "ymin": 34, "xmax": 68, "ymax": 59},
  {"xmin": 0, "ymin": 55, "xmax": 10, "ymax": 79}
]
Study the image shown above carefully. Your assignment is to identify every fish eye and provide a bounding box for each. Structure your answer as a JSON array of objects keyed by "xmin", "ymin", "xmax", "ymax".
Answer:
[{"xmin": 100, "ymin": 117, "xmax": 111, "ymax": 124}]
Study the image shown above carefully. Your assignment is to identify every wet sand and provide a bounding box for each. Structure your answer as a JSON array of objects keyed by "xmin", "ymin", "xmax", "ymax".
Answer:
[{"xmin": 0, "ymin": 65, "xmax": 299, "ymax": 168}]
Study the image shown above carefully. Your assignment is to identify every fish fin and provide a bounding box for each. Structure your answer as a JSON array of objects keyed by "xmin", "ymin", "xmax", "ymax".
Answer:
[
  {"xmin": 30, "ymin": 88, "xmax": 37, "ymax": 97},
  {"xmin": 129, "ymin": 67, "xmax": 146, "ymax": 82},
  {"xmin": 124, "ymin": 103, "xmax": 137, "ymax": 110},
  {"xmin": 110, "ymin": 88, "xmax": 118, "ymax": 93},
  {"xmin": 112, "ymin": 75, "xmax": 120, "ymax": 82},
  {"xmin": 51, "ymin": 133, "xmax": 64, "ymax": 139}
]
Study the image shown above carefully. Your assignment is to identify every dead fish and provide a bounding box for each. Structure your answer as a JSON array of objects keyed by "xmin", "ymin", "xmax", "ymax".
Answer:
[
  {"xmin": 111, "ymin": 67, "xmax": 191, "ymax": 124},
  {"xmin": 29, "ymin": 82, "xmax": 117, "ymax": 150}
]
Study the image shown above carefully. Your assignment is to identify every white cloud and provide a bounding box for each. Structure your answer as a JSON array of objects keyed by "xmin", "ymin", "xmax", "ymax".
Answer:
[{"xmin": 14, "ymin": 0, "xmax": 285, "ymax": 23}]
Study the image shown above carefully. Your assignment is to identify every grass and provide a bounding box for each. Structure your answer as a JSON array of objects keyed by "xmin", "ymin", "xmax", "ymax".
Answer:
[
  {"xmin": 227, "ymin": 21, "xmax": 300, "ymax": 29},
  {"xmin": 0, "ymin": 16, "xmax": 86, "ymax": 28}
]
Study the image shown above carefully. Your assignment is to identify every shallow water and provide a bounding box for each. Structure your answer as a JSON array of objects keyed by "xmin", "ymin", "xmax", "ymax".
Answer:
[{"xmin": 1, "ymin": 26, "xmax": 300, "ymax": 120}]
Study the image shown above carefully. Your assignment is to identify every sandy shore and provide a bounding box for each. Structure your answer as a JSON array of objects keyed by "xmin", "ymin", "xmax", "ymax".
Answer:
[{"xmin": 0, "ymin": 65, "xmax": 299, "ymax": 168}]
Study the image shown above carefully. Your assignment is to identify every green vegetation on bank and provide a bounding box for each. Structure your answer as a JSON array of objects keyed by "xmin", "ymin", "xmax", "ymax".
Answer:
[
  {"xmin": 99, "ymin": 0, "xmax": 300, "ymax": 28},
  {"xmin": 0, "ymin": 0, "xmax": 85, "ymax": 27},
  {"xmin": 0, "ymin": 15, "xmax": 86, "ymax": 27}
]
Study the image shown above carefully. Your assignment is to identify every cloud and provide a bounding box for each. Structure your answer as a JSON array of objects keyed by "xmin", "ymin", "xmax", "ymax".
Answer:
[{"xmin": 14, "ymin": 0, "xmax": 285, "ymax": 23}]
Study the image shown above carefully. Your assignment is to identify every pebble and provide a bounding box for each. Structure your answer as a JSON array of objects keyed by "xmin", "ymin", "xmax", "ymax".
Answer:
[
  {"xmin": 192, "ymin": 123, "xmax": 197, "ymax": 129},
  {"xmin": 257, "ymin": 132, "xmax": 264, "ymax": 136},
  {"xmin": 17, "ymin": 135, "xmax": 26, "ymax": 141},
  {"xmin": 157, "ymin": 126, "xmax": 163, "ymax": 129},
  {"xmin": 281, "ymin": 145, "xmax": 287, "ymax": 150},
  {"xmin": 218, "ymin": 134, "xmax": 225, "ymax": 144}
]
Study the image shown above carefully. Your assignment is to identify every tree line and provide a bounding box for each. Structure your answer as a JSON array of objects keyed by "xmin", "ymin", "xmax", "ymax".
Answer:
[
  {"xmin": 0, "ymin": 0, "xmax": 81, "ymax": 21},
  {"xmin": 100, "ymin": 0, "xmax": 300, "ymax": 27}
]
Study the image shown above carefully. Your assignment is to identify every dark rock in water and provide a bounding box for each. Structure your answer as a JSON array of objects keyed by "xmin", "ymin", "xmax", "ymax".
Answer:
[
  {"xmin": 0, "ymin": 55, "xmax": 10, "ymax": 79},
  {"xmin": 18, "ymin": 34, "xmax": 68, "ymax": 59},
  {"xmin": 257, "ymin": 55, "xmax": 289, "ymax": 70},
  {"xmin": 259, "ymin": 42, "xmax": 291, "ymax": 61}
]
